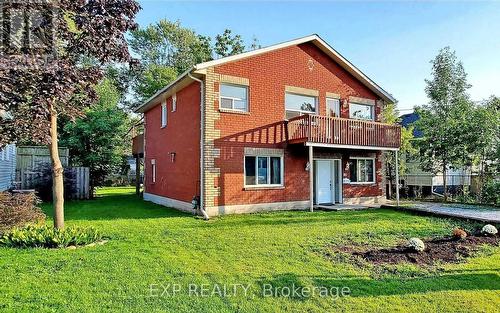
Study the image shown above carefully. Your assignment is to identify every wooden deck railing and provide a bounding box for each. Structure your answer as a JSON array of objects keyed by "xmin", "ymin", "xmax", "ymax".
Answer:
[{"xmin": 286, "ymin": 115, "xmax": 401, "ymax": 149}]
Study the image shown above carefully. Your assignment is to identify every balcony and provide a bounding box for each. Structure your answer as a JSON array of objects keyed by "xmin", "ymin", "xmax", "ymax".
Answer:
[
  {"xmin": 286, "ymin": 115, "xmax": 401, "ymax": 150},
  {"xmin": 132, "ymin": 134, "xmax": 144, "ymax": 157}
]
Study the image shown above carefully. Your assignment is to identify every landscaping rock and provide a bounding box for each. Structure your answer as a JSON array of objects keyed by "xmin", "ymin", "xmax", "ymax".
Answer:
[
  {"xmin": 481, "ymin": 224, "xmax": 498, "ymax": 236},
  {"xmin": 408, "ymin": 238, "xmax": 425, "ymax": 252},
  {"xmin": 67, "ymin": 245, "xmax": 77, "ymax": 250},
  {"xmin": 452, "ymin": 228, "xmax": 467, "ymax": 239}
]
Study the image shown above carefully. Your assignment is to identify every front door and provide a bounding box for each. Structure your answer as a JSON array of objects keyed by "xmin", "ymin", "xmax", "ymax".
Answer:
[{"xmin": 316, "ymin": 160, "xmax": 332, "ymax": 204}]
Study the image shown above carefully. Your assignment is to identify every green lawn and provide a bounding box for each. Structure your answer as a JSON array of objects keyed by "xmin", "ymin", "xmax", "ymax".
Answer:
[{"xmin": 1, "ymin": 187, "xmax": 499, "ymax": 312}]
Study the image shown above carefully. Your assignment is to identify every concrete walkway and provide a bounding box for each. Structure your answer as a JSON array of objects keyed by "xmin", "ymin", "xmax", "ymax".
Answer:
[{"xmin": 385, "ymin": 202, "xmax": 500, "ymax": 223}]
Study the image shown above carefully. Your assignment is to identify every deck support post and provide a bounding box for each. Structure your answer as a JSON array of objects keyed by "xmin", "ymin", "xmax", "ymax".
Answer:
[
  {"xmin": 309, "ymin": 145, "xmax": 314, "ymax": 212},
  {"xmin": 395, "ymin": 150, "xmax": 400, "ymax": 207},
  {"xmin": 135, "ymin": 154, "xmax": 141, "ymax": 195}
]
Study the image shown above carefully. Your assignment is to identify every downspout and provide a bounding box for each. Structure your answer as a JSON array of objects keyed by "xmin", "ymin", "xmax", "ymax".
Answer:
[{"xmin": 188, "ymin": 72, "xmax": 209, "ymax": 220}]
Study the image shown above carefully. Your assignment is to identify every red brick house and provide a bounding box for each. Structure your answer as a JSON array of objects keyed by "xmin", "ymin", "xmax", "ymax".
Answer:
[{"xmin": 135, "ymin": 34, "xmax": 401, "ymax": 217}]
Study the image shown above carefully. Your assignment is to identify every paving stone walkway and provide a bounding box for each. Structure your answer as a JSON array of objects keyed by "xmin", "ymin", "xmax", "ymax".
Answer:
[{"xmin": 386, "ymin": 202, "xmax": 500, "ymax": 223}]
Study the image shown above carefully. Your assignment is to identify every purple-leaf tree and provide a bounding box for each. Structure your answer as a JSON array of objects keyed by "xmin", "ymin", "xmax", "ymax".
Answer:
[{"xmin": 0, "ymin": 0, "xmax": 140, "ymax": 229}]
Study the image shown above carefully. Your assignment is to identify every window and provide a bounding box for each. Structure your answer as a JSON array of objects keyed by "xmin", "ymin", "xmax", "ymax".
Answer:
[
  {"xmin": 349, "ymin": 158, "xmax": 375, "ymax": 183},
  {"xmin": 151, "ymin": 159, "xmax": 156, "ymax": 183},
  {"xmin": 244, "ymin": 155, "xmax": 283, "ymax": 186},
  {"xmin": 349, "ymin": 102, "xmax": 374, "ymax": 120},
  {"xmin": 220, "ymin": 83, "xmax": 248, "ymax": 112},
  {"xmin": 172, "ymin": 94, "xmax": 177, "ymax": 112},
  {"xmin": 285, "ymin": 93, "xmax": 317, "ymax": 119},
  {"xmin": 161, "ymin": 101, "xmax": 167, "ymax": 127},
  {"xmin": 326, "ymin": 97, "xmax": 340, "ymax": 117}
]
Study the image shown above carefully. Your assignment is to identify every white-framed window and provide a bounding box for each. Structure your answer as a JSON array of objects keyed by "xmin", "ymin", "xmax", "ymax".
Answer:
[
  {"xmin": 244, "ymin": 155, "xmax": 283, "ymax": 186},
  {"xmin": 349, "ymin": 158, "xmax": 375, "ymax": 183},
  {"xmin": 326, "ymin": 97, "xmax": 341, "ymax": 117},
  {"xmin": 172, "ymin": 93, "xmax": 177, "ymax": 112},
  {"xmin": 161, "ymin": 101, "xmax": 167, "ymax": 127},
  {"xmin": 151, "ymin": 159, "xmax": 156, "ymax": 183},
  {"xmin": 220, "ymin": 83, "xmax": 248, "ymax": 112},
  {"xmin": 349, "ymin": 102, "xmax": 374, "ymax": 121},
  {"xmin": 285, "ymin": 92, "xmax": 317, "ymax": 119}
]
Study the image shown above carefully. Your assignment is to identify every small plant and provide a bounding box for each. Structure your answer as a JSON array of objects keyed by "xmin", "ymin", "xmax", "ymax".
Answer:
[
  {"xmin": 0, "ymin": 224, "xmax": 103, "ymax": 248},
  {"xmin": 408, "ymin": 238, "xmax": 425, "ymax": 252},
  {"xmin": 452, "ymin": 228, "xmax": 467, "ymax": 239},
  {"xmin": 481, "ymin": 224, "xmax": 498, "ymax": 236},
  {"xmin": 0, "ymin": 192, "xmax": 45, "ymax": 234}
]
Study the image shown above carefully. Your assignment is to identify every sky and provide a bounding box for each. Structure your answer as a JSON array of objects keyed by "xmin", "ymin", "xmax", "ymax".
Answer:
[{"xmin": 136, "ymin": 0, "xmax": 500, "ymax": 112}]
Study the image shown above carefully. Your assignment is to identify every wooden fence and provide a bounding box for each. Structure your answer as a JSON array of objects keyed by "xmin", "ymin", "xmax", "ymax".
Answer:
[
  {"xmin": 16, "ymin": 146, "xmax": 69, "ymax": 172},
  {"xmin": 17, "ymin": 167, "xmax": 90, "ymax": 200}
]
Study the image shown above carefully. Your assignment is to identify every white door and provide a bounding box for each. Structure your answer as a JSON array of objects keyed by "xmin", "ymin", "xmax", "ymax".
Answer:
[{"xmin": 316, "ymin": 160, "xmax": 332, "ymax": 204}]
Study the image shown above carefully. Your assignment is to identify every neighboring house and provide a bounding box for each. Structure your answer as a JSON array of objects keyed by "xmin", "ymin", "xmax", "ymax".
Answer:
[
  {"xmin": 136, "ymin": 34, "xmax": 401, "ymax": 217},
  {"xmin": 400, "ymin": 112, "xmax": 471, "ymax": 194},
  {"xmin": 0, "ymin": 144, "xmax": 17, "ymax": 191}
]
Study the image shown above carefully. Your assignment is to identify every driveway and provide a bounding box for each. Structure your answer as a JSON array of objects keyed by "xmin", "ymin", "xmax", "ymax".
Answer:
[{"xmin": 386, "ymin": 202, "xmax": 500, "ymax": 223}]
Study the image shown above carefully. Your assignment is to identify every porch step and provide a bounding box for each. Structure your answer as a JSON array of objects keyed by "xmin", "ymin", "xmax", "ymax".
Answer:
[{"xmin": 315, "ymin": 204, "xmax": 380, "ymax": 211}]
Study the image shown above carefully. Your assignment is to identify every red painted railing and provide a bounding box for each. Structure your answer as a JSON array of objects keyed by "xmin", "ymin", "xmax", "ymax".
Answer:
[{"xmin": 286, "ymin": 115, "xmax": 401, "ymax": 149}]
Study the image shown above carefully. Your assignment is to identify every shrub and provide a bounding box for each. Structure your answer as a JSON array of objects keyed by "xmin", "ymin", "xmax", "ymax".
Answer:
[
  {"xmin": 30, "ymin": 163, "xmax": 77, "ymax": 202},
  {"xmin": 481, "ymin": 224, "xmax": 498, "ymax": 236},
  {"xmin": 0, "ymin": 192, "xmax": 45, "ymax": 234},
  {"xmin": 0, "ymin": 224, "xmax": 103, "ymax": 248},
  {"xmin": 482, "ymin": 180, "xmax": 500, "ymax": 206},
  {"xmin": 408, "ymin": 238, "xmax": 425, "ymax": 252},
  {"xmin": 452, "ymin": 228, "xmax": 467, "ymax": 239}
]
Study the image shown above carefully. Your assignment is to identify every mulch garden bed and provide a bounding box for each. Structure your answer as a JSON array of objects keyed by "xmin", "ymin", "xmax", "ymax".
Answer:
[{"xmin": 333, "ymin": 235, "xmax": 499, "ymax": 266}]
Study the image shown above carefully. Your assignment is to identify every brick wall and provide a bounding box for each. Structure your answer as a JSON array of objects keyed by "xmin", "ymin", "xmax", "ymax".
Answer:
[
  {"xmin": 144, "ymin": 82, "xmax": 201, "ymax": 203},
  {"xmin": 207, "ymin": 42, "xmax": 386, "ymax": 207}
]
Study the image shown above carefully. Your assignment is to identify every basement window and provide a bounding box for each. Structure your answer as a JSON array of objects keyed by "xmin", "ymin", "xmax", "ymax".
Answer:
[
  {"xmin": 349, "ymin": 158, "xmax": 375, "ymax": 184},
  {"xmin": 244, "ymin": 156, "xmax": 283, "ymax": 186}
]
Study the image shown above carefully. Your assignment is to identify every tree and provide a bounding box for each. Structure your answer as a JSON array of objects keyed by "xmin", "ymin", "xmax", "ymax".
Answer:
[
  {"xmin": 416, "ymin": 47, "xmax": 473, "ymax": 201},
  {"xmin": 129, "ymin": 19, "xmax": 212, "ymax": 73},
  {"xmin": 214, "ymin": 29, "xmax": 245, "ymax": 58},
  {"xmin": 127, "ymin": 20, "xmax": 248, "ymax": 107},
  {"xmin": 468, "ymin": 97, "xmax": 500, "ymax": 199},
  {"xmin": 60, "ymin": 79, "xmax": 129, "ymax": 196},
  {"xmin": 127, "ymin": 19, "xmax": 213, "ymax": 106},
  {"xmin": 249, "ymin": 36, "xmax": 262, "ymax": 50},
  {"xmin": 134, "ymin": 64, "xmax": 178, "ymax": 102},
  {"xmin": 0, "ymin": 0, "xmax": 140, "ymax": 228},
  {"xmin": 381, "ymin": 103, "xmax": 416, "ymax": 198}
]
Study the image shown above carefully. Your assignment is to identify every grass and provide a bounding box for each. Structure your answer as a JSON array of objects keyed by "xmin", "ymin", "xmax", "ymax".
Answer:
[{"xmin": 1, "ymin": 187, "xmax": 499, "ymax": 312}]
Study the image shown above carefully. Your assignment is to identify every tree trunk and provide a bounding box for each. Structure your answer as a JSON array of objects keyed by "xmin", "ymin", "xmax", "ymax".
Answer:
[
  {"xmin": 49, "ymin": 105, "xmax": 64, "ymax": 229},
  {"xmin": 442, "ymin": 163, "xmax": 448, "ymax": 202}
]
